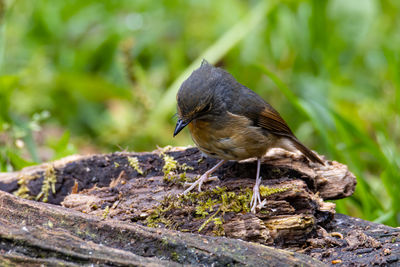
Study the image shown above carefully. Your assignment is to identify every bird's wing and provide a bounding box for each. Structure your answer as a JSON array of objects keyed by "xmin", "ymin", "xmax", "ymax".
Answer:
[
  {"xmin": 254, "ymin": 105, "xmax": 294, "ymax": 137},
  {"xmin": 231, "ymin": 90, "xmax": 295, "ymax": 137}
]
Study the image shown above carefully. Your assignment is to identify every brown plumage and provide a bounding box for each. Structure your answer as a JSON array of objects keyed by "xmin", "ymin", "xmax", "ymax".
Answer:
[{"xmin": 174, "ymin": 60, "xmax": 323, "ymax": 213}]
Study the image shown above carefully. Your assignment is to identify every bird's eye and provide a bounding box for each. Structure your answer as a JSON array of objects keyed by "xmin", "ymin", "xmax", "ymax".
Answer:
[{"xmin": 200, "ymin": 103, "xmax": 211, "ymax": 113}]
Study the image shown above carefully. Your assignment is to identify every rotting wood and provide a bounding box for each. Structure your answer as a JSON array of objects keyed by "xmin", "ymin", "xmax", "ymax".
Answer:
[
  {"xmin": 0, "ymin": 147, "xmax": 355, "ymax": 247},
  {"xmin": 0, "ymin": 190, "xmax": 325, "ymax": 266},
  {"xmin": 305, "ymin": 214, "xmax": 400, "ymax": 266},
  {"xmin": 2, "ymin": 146, "xmax": 396, "ymax": 266}
]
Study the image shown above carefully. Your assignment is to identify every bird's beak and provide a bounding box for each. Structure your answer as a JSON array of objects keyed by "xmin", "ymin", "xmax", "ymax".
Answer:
[{"xmin": 173, "ymin": 119, "xmax": 190, "ymax": 137}]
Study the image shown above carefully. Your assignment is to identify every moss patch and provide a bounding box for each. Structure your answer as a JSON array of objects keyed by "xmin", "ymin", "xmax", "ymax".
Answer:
[
  {"xmin": 145, "ymin": 184, "xmax": 291, "ymax": 236},
  {"xmin": 36, "ymin": 165, "xmax": 57, "ymax": 202},
  {"xmin": 102, "ymin": 205, "xmax": 110, "ymax": 219},
  {"xmin": 127, "ymin": 156, "xmax": 143, "ymax": 175},
  {"xmin": 160, "ymin": 152, "xmax": 193, "ymax": 184},
  {"xmin": 13, "ymin": 174, "xmax": 38, "ymax": 199},
  {"xmin": 259, "ymin": 185, "xmax": 289, "ymax": 197}
]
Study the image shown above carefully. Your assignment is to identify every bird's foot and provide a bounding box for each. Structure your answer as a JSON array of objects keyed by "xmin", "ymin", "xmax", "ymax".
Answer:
[
  {"xmin": 250, "ymin": 192, "xmax": 267, "ymax": 212},
  {"xmin": 250, "ymin": 192, "xmax": 261, "ymax": 213},
  {"xmin": 183, "ymin": 174, "xmax": 219, "ymax": 194},
  {"xmin": 257, "ymin": 199, "xmax": 268, "ymax": 209},
  {"xmin": 250, "ymin": 177, "xmax": 263, "ymax": 213}
]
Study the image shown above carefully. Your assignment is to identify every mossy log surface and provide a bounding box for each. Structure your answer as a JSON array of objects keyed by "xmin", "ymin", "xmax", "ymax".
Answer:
[
  {"xmin": 0, "ymin": 190, "xmax": 324, "ymax": 266},
  {"xmin": 0, "ymin": 147, "xmax": 398, "ymax": 266}
]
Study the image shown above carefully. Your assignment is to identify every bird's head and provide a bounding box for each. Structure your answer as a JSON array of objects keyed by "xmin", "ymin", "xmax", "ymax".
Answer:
[{"xmin": 174, "ymin": 60, "xmax": 226, "ymax": 137}]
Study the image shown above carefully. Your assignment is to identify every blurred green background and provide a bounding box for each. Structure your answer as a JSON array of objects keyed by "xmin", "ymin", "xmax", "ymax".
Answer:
[{"xmin": 0, "ymin": 0, "xmax": 399, "ymax": 226}]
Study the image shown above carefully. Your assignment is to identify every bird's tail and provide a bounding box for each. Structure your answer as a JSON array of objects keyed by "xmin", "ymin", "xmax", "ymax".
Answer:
[{"xmin": 289, "ymin": 138, "xmax": 324, "ymax": 165}]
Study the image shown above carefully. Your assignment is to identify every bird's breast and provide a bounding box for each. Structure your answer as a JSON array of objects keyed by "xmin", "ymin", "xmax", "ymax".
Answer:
[{"xmin": 188, "ymin": 112, "xmax": 275, "ymax": 160}]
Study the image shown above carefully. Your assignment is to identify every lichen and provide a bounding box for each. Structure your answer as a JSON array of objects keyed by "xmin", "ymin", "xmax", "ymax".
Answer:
[
  {"xmin": 127, "ymin": 156, "xmax": 143, "ymax": 175},
  {"xmin": 36, "ymin": 165, "xmax": 57, "ymax": 202}
]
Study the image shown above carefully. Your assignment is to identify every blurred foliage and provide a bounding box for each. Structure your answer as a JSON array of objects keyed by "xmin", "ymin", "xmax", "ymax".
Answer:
[{"xmin": 0, "ymin": 0, "xmax": 399, "ymax": 226}]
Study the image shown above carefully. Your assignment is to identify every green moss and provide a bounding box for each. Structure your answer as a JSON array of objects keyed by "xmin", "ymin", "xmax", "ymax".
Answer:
[
  {"xmin": 145, "ymin": 195, "xmax": 183, "ymax": 228},
  {"xmin": 161, "ymin": 152, "xmax": 193, "ymax": 184},
  {"xmin": 259, "ymin": 185, "xmax": 289, "ymax": 197},
  {"xmin": 162, "ymin": 154, "xmax": 178, "ymax": 181},
  {"xmin": 161, "ymin": 237, "xmax": 169, "ymax": 246},
  {"xmin": 146, "ymin": 186, "xmax": 253, "ymax": 235},
  {"xmin": 179, "ymin": 162, "xmax": 194, "ymax": 172},
  {"xmin": 36, "ymin": 165, "xmax": 57, "ymax": 202},
  {"xmin": 195, "ymin": 197, "xmax": 218, "ymax": 218},
  {"xmin": 191, "ymin": 187, "xmax": 253, "ymax": 234},
  {"xmin": 14, "ymin": 174, "xmax": 37, "ymax": 199},
  {"xmin": 146, "ymin": 209, "xmax": 172, "ymax": 228},
  {"xmin": 102, "ymin": 205, "xmax": 110, "ymax": 219},
  {"xmin": 127, "ymin": 156, "xmax": 143, "ymax": 175},
  {"xmin": 146, "ymin": 168, "xmax": 291, "ymax": 236},
  {"xmin": 212, "ymin": 217, "xmax": 225, "ymax": 236},
  {"xmin": 198, "ymin": 208, "xmax": 221, "ymax": 232},
  {"xmin": 170, "ymin": 251, "xmax": 179, "ymax": 261}
]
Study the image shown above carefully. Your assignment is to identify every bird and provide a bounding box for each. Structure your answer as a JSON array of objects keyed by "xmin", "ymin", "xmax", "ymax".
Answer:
[{"xmin": 173, "ymin": 60, "xmax": 324, "ymax": 213}]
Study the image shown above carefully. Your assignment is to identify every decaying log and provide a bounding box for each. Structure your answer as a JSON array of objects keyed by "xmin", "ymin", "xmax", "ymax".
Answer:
[
  {"xmin": 2, "ymin": 188, "xmax": 399, "ymax": 266},
  {"xmin": 0, "ymin": 190, "xmax": 324, "ymax": 266},
  {"xmin": 305, "ymin": 213, "xmax": 400, "ymax": 266},
  {"xmin": 2, "ymin": 146, "xmax": 396, "ymax": 266},
  {"xmin": 0, "ymin": 147, "xmax": 355, "ymax": 248}
]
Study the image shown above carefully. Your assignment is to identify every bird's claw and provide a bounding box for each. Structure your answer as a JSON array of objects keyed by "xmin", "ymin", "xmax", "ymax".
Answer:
[
  {"xmin": 250, "ymin": 176, "xmax": 264, "ymax": 213},
  {"xmin": 183, "ymin": 174, "xmax": 219, "ymax": 194},
  {"xmin": 250, "ymin": 192, "xmax": 262, "ymax": 213},
  {"xmin": 257, "ymin": 199, "xmax": 268, "ymax": 209}
]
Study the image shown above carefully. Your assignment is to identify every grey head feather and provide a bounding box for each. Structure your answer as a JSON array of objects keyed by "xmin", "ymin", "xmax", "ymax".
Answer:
[
  {"xmin": 176, "ymin": 61, "xmax": 242, "ymax": 119},
  {"xmin": 201, "ymin": 59, "xmax": 211, "ymax": 67}
]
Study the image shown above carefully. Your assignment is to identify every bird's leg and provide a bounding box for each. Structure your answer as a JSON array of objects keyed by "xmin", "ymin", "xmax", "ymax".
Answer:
[
  {"xmin": 197, "ymin": 152, "xmax": 207, "ymax": 164},
  {"xmin": 183, "ymin": 159, "xmax": 226, "ymax": 195},
  {"xmin": 250, "ymin": 158, "xmax": 263, "ymax": 213}
]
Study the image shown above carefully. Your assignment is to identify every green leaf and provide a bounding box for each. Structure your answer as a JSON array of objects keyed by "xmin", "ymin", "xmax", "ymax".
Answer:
[{"xmin": 7, "ymin": 151, "xmax": 36, "ymax": 170}]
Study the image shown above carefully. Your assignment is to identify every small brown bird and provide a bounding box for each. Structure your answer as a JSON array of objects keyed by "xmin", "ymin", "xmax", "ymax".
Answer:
[{"xmin": 174, "ymin": 60, "xmax": 323, "ymax": 213}]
